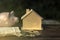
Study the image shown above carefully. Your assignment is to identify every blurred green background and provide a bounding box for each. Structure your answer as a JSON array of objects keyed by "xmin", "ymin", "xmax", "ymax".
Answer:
[{"xmin": 0, "ymin": 0, "xmax": 60, "ymax": 20}]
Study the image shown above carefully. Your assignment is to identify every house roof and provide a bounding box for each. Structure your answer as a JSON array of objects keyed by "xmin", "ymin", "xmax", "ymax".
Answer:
[{"xmin": 21, "ymin": 9, "xmax": 43, "ymax": 20}]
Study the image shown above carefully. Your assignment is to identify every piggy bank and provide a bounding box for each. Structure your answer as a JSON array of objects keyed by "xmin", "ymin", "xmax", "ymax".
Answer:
[{"xmin": 0, "ymin": 11, "xmax": 19, "ymax": 27}]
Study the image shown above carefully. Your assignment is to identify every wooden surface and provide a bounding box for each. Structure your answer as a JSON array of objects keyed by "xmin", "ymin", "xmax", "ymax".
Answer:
[{"xmin": 0, "ymin": 26, "xmax": 60, "ymax": 40}]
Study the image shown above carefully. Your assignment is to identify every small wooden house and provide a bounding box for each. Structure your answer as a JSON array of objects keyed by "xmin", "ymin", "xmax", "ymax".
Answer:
[{"xmin": 21, "ymin": 9, "xmax": 43, "ymax": 31}]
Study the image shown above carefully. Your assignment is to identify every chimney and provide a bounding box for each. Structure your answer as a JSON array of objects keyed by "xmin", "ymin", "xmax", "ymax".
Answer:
[
  {"xmin": 26, "ymin": 9, "xmax": 32, "ymax": 14},
  {"xmin": 26, "ymin": 9, "xmax": 30, "ymax": 14}
]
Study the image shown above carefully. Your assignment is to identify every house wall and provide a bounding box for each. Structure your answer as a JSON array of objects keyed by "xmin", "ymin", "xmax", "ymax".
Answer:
[{"xmin": 21, "ymin": 11, "xmax": 43, "ymax": 31}]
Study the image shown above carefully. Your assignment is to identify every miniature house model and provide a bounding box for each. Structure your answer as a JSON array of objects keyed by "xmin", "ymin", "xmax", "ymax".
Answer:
[{"xmin": 21, "ymin": 9, "xmax": 43, "ymax": 31}]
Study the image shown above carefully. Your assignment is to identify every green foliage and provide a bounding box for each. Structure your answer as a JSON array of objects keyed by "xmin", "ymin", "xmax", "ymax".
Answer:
[
  {"xmin": 0, "ymin": 0, "xmax": 25, "ymax": 18},
  {"xmin": 0, "ymin": 0, "xmax": 60, "ymax": 20}
]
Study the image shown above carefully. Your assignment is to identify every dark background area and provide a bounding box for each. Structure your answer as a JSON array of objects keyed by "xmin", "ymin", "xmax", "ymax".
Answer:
[
  {"xmin": 0, "ymin": 0, "xmax": 60, "ymax": 39},
  {"xmin": 0, "ymin": 0, "xmax": 60, "ymax": 20}
]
